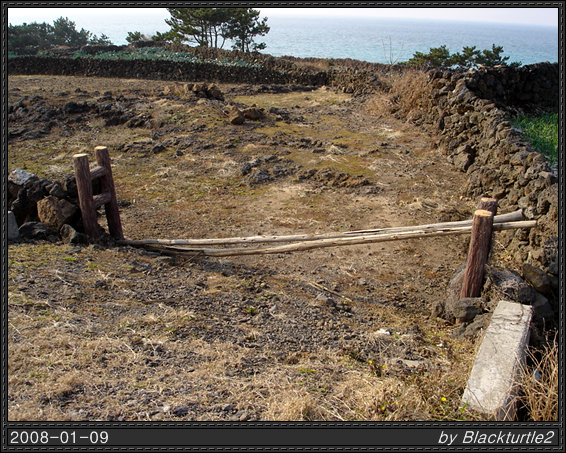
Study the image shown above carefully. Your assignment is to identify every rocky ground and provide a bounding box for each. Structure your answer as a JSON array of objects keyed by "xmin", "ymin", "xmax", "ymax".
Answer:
[{"xmin": 7, "ymin": 74, "xmax": 512, "ymax": 421}]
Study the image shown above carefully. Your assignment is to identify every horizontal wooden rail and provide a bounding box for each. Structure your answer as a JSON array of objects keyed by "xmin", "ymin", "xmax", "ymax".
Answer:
[
  {"xmin": 93, "ymin": 192, "xmax": 112, "ymax": 210},
  {"xmin": 90, "ymin": 166, "xmax": 108, "ymax": 180},
  {"xmin": 123, "ymin": 219, "xmax": 536, "ymax": 258},
  {"xmin": 119, "ymin": 210, "xmax": 525, "ymax": 248}
]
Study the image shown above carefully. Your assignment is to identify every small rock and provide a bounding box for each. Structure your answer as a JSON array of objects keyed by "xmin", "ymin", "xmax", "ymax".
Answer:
[
  {"xmin": 229, "ymin": 106, "xmax": 245, "ymax": 125},
  {"xmin": 542, "ymin": 237, "xmax": 558, "ymax": 276},
  {"xmin": 375, "ymin": 328, "xmax": 391, "ymax": 336},
  {"xmin": 37, "ymin": 195, "xmax": 78, "ymax": 230},
  {"xmin": 430, "ymin": 300, "xmax": 445, "ymax": 318},
  {"xmin": 205, "ymin": 83, "xmax": 224, "ymax": 100},
  {"xmin": 486, "ymin": 267, "xmax": 537, "ymax": 304},
  {"xmin": 19, "ymin": 221, "xmax": 59, "ymax": 242},
  {"xmin": 171, "ymin": 405, "xmax": 189, "ymax": 417},
  {"xmin": 152, "ymin": 144, "xmax": 166, "ymax": 154},
  {"xmin": 48, "ymin": 182, "xmax": 67, "ymax": 199},
  {"xmin": 250, "ymin": 169, "xmax": 271, "ymax": 184},
  {"xmin": 63, "ymin": 174, "xmax": 78, "ymax": 197},
  {"xmin": 450, "ymin": 297, "xmax": 485, "ymax": 323},
  {"xmin": 8, "ymin": 211, "xmax": 20, "ymax": 241},
  {"xmin": 9, "ymin": 168, "xmax": 38, "ymax": 186},
  {"xmin": 462, "ymin": 314, "xmax": 490, "ymax": 338},
  {"xmin": 242, "ymin": 107, "xmax": 263, "ymax": 120},
  {"xmin": 522, "ymin": 263, "xmax": 554, "ymax": 297},
  {"xmin": 60, "ymin": 224, "xmax": 88, "ymax": 244},
  {"xmin": 531, "ymin": 292, "xmax": 555, "ymax": 321}
]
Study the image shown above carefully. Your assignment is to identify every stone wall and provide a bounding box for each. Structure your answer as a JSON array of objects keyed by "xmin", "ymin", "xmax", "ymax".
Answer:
[
  {"xmin": 417, "ymin": 63, "xmax": 558, "ymax": 275},
  {"xmin": 8, "ymin": 55, "xmax": 329, "ymax": 87},
  {"xmin": 8, "ymin": 54, "xmax": 380, "ymax": 95}
]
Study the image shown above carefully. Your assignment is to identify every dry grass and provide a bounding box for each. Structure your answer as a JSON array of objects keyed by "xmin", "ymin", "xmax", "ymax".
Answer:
[
  {"xmin": 365, "ymin": 69, "xmax": 432, "ymax": 119},
  {"xmin": 8, "ymin": 74, "xmax": 487, "ymax": 422},
  {"xmin": 519, "ymin": 334, "xmax": 559, "ymax": 421},
  {"xmin": 7, "ymin": 240, "xmax": 479, "ymax": 421}
]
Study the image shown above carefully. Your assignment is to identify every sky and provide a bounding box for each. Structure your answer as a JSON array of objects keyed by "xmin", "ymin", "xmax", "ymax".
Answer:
[
  {"xmin": 7, "ymin": 5, "xmax": 559, "ymax": 28},
  {"xmin": 260, "ymin": 7, "xmax": 559, "ymax": 26}
]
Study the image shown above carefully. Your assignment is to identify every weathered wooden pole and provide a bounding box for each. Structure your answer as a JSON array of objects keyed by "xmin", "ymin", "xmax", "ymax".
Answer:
[
  {"xmin": 477, "ymin": 196, "xmax": 498, "ymax": 216},
  {"xmin": 73, "ymin": 153, "xmax": 100, "ymax": 239},
  {"xmin": 95, "ymin": 146, "xmax": 124, "ymax": 240},
  {"xmin": 460, "ymin": 209, "xmax": 495, "ymax": 298}
]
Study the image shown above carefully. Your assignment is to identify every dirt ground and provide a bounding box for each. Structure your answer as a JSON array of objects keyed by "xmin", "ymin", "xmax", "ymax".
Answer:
[{"xmin": 7, "ymin": 75, "xmax": 488, "ymax": 421}]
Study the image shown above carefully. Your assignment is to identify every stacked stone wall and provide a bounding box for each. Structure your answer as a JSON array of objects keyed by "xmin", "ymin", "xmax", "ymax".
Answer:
[
  {"xmin": 418, "ymin": 63, "xmax": 558, "ymax": 274},
  {"xmin": 8, "ymin": 55, "xmax": 330, "ymax": 87}
]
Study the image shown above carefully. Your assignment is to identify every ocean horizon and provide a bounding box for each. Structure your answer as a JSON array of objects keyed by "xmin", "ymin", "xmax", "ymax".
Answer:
[{"xmin": 7, "ymin": 8, "xmax": 559, "ymax": 66}]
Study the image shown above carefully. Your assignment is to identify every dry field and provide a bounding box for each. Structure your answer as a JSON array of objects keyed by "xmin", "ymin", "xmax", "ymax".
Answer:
[{"xmin": 7, "ymin": 74, "xmax": 503, "ymax": 422}]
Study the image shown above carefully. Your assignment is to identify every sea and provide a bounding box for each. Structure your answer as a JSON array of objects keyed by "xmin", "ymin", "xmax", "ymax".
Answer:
[{"xmin": 7, "ymin": 8, "xmax": 559, "ymax": 66}]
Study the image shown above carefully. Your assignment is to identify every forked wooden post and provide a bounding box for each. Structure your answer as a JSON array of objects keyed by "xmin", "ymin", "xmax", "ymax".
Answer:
[
  {"xmin": 72, "ymin": 147, "xmax": 123, "ymax": 240},
  {"xmin": 95, "ymin": 146, "xmax": 124, "ymax": 240},
  {"xmin": 460, "ymin": 209, "xmax": 495, "ymax": 298}
]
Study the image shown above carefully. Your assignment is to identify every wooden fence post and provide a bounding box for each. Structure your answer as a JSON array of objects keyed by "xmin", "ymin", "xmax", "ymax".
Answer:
[
  {"xmin": 95, "ymin": 146, "xmax": 124, "ymax": 240},
  {"xmin": 478, "ymin": 196, "xmax": 498, "ymax": 216},
  {"xmin": 72, "ymin": 147, "xmax": 123, "ymax": 240},
  {"xmin": 73, "ymin": 153, "xmax": 100, "ymax": 239},
  {"xmin": 460, "ymin": 209, "xmax": 495, "ymax": 298}
]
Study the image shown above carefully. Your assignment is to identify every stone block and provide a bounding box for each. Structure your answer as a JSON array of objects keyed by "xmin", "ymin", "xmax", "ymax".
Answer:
[{"xmin": 461, "ymin": 300, "xmax": 532, "ymax": 420}]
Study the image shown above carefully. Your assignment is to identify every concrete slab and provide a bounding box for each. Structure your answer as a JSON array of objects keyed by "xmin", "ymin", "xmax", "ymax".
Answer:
[
  {"xmin": 461, "ymin": 300, "xmax": 533, "ymax": 420},
  {"xmin": 8, "ymin": 211, "xmax": 20, "ymax": 241}
]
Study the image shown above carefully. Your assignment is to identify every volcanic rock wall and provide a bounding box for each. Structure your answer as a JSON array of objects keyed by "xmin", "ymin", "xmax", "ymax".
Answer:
[
  {"xmin": 418, "ymin": 63, "xmax": 558, "ymax": 274},
  {"xmin": 8, "ymin": 55, "xmax": 329, "ymax": 86}
]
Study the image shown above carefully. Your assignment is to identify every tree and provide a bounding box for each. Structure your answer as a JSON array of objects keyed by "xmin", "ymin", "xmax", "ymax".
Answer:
[
  {"xmin": 164, "ymin": 7, "xmax": 269, "ymax": 52},
  {"xmin": 89, "ymin": 33, "xmax": 113, "ymax": 46},
  {"xmin": 405, "ymin": 45, "xmax": 454, "ymax": 68},
  {"xmin": 165, "ymin": 7, "xmax": 232, "ymax": 48},
  {"xmin": 126, "ymin": 31, "xmax": 149, "ymax": 44},
  {"xmin": 223, "ymin": 8, "xmax": 270, "ymax": 52},
  {"xmin": 150, "ymin": 30, "xmax": 178, "ymax": 43},
  {"xmin": 8, "ymin": 22, "xmax": 52, "ymax": 54},
  {"xmin": 451, "ymin": 46, "xmax": 481, "ymax": 69},
  {"xmin": 50, "ymin": 16, "xmax": 91, "ymax": 47},
  {"xmin": 405, "ymin": 44, "xmax": 520, "ymax": 69},
  {"xmin": 8, "ymin": 17, "xmax": 113, "ymax": 55},
  {"xmin": 475, "ymin": 44, "xmax": 514, "ymax": 67}
]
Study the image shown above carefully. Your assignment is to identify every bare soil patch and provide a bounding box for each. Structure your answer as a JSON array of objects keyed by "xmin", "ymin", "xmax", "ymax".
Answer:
[{"xmin": 8, "ymin": 75, "xmax": 484, "ymax": 421}]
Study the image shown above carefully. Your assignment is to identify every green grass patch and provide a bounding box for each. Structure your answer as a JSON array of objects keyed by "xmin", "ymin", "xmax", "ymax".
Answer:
[{"xmin": 512, "ymin": 113, "xmax": 558, "ymax": 166}]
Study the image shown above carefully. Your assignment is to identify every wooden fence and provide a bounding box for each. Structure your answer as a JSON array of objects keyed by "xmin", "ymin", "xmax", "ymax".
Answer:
[{"xmin": 74, "ymin": 149, "xmax": 536, "ymax": 298}]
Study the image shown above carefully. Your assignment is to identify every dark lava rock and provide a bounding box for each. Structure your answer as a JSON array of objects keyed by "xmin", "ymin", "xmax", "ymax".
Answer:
[
  {"xmin": 19, "ymin": 222, "xmax": 59, "ymax": 242},
  {"xmin": 450, "ymin": 297, "xmax": 485, "ymax": 323},
  {"xmin": 171, "ymin": 405, "xmax": 189, "ymax": 417},
  {"xmin": 522, "ymin": 263, "xmax": 555, "ymax": 297}
]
